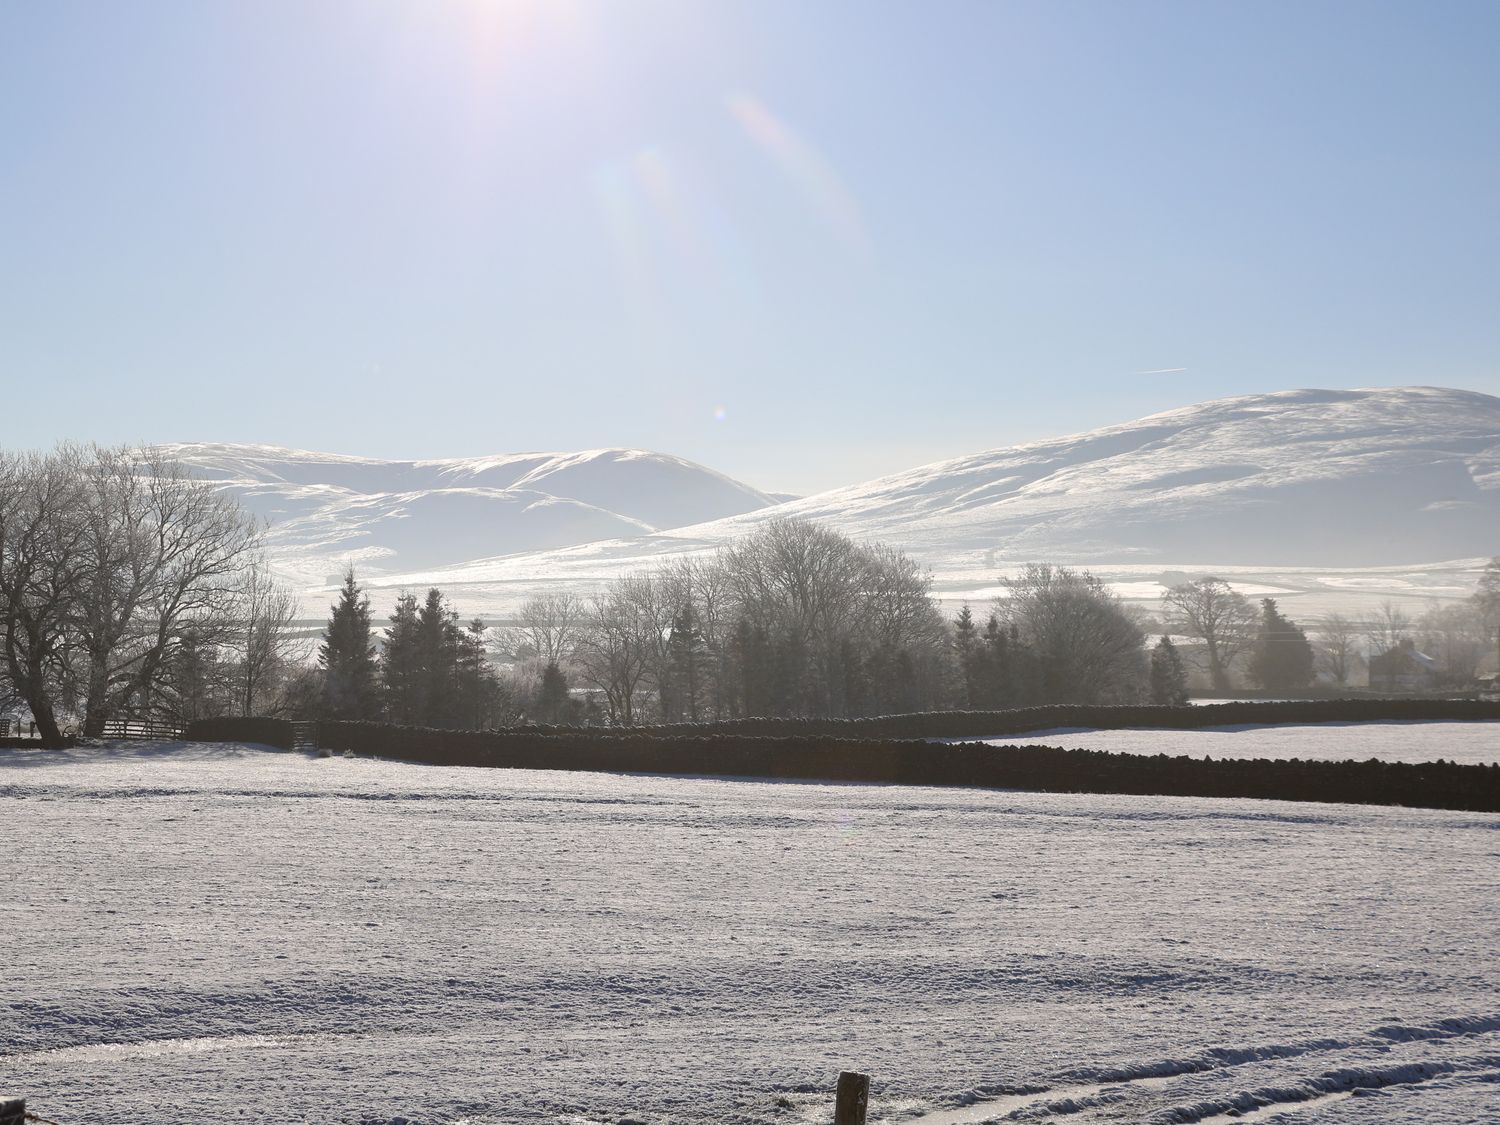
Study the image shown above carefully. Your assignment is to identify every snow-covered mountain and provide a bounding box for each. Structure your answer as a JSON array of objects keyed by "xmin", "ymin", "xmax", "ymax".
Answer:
[
  {"xmin": 169, "ymin": 387, "xmax": 1498, "ymax": 617},
  {"xmin": 160, "ymin": 444, "xmax": 778, "ymax": 580},
  {"xmin": 685, "ymin": 385, "xmax": 1500, "ymax": 566},
  {"xmin": 363, "ymin": 387, "xmax": 1499, "ymax": 618}
]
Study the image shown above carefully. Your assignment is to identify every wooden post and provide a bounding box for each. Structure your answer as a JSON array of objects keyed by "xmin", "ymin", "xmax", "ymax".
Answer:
[
  {"xmin": 835, "ymin": 1070, "xmax": 869, "ymax": 1125},
  {"xmin": 0, "ymin": 1096, "xmax": 25, "ymax": 1125}
]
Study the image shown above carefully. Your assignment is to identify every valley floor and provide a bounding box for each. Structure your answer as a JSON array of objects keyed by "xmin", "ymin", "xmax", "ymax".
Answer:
[{"xmin": 3, "ymin": 739, "xmax": 1498, "ymax": 1123}]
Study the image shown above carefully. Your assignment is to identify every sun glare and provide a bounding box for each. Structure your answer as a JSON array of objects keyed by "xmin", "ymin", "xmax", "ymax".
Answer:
[{"xmin": 726, "ymin": 92, "xmax": 869, "ymax": 254}]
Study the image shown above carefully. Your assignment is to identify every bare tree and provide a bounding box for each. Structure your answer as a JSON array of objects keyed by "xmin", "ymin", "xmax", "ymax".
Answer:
[
  {"xmin": 719, "ymin": 518, "xmax": 869, "ymax": 647},
  {"xmin": 1313, "ymin": 611, "xmax": 1362, "ymax": 688},
  {"xmin": 515, "ymin": 591, "xmax": 586, "ymax": 668},
  {"xmin": 1161, "ymin": 578, "xmax": 1257, "ymax": 692},
  {"xmin": 718, "ymin": 518, "xmax": 904, "ymax": 715},
  {"xmin": 645, "ymin": 556, "xmax": 737, "ymax": 721},
  {"xmin": 0, "ymin": 445, "xmax": 262, "ymax": 741},
  {"xmin": 573, "ymin": 590, "xmax": 651, "ymax": 724},
  {"xmin": 1415, "ymin": 602, "xmax": 1488, "ymax": 687},
  {"xmin": 1472, "ymin": 557, "xmax": 1500, "ymax": 674},
  {"xmin": 0, "ymin": 449, "xmax": 90, "ymax": 746},
  {"xmin": 237, "ymin": 556, "xmax": 302, "ymax": 715},
  {"xmin": 1366, "ymin": 600, "xmax": 1412, "ymax": 657},
  {"xmin": 73, "ymin": 449, "xmax": 259, "ymax": 733},
  {"xmin": 1003, "ymin": 564, "xmax": 1146, "ymax": 704},
  {"xmin": 863, "ymin": 544, "xmax": 943, "ymax": 650},
  {"xmin": 563, "ymin": 519, "xmax": 952, "ymax": 721},
  {"xmin": 1474, "ymin": 557, "xmax": 1500, "ymax": 623},
  {"xmin": 621, "ymin": 566, "xmax": 691, "ymax": 720},
  {"xmin": 681, "ymin": 555, "xmax": 734, "ymax": 719}
]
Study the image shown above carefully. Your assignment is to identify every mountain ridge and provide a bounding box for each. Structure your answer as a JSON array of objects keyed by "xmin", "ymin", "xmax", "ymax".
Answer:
[
  {"xmin": 160, "ymin": 442, "xmax": 779, "ymax": 579},
  {"xmin": 649, "ymin": 385, "xmax": 1500, "ymax": 565},
  {"xmin": 368, "ymin": 387, "xmax": 1499, "ymax": 610},
  {"xmin": 166, "ymin": 386, "xmax": 1499, "ymax": 613}
]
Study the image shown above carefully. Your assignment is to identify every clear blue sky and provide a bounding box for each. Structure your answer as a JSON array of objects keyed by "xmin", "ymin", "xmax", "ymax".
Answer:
[{"xmin": 3, "ymin": 0, "xmax": 1497, "ymax": 493}]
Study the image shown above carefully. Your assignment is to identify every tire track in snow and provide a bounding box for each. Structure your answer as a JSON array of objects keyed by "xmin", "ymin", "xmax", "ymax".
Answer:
[
  {"xmin": 1168, "ymin": 1058, "xmax": 1500, "ymax": 1123},
  {"xmin": 9, "ymin": 1032, "xmax": 314, "ymax": 1065},
  {"xmin": 899, "ymin": 1014, "xmax": 1500, "ymax": 1123}
]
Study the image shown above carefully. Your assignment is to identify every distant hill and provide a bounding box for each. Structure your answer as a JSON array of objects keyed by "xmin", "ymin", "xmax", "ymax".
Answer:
[
  {"xmin": 159, "ymin": 444, "xmax": 778, "ymax": 580},
  {"xmin": 682, "ymin": 385, "xmax": 1500, "ymax": 567},
  {"xmin": 360, "ymin": 387, "xmax": 1499, "ymax": 619},
  {"xmin": 164, "ymin": 388, "xmax": 1499, "ymax": 618}
]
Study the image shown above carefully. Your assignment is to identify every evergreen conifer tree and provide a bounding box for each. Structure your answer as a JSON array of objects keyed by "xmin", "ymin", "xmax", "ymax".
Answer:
[
  {"xmin": 454, "ymin": 618, "xmax": 499, "ymax": 728},
  {"xmin": 381, "ymin": 592, "xmax": 421, "ymax": 723},
  {"xmin": 953, "ymin": 606, "xmax": 978, "ymax": 707},
  {"xmin": 978, "ymin": 615, "xmax": 1020, "ymax": 708},
  {"xmin": 838, "ymin": 637, "xmax": 869, "ymax": 717},
  {"xmin": 667, "ymin": 605, "xmax": 710, "ymax": 722},
  {"xmin": 535, "ymin": 660, "xmax": 573, "ymax": 725},
  {"xmin": 731, "ymin": 619, "xmax": 772, "ymax": 717},
  {"xmin": 166, "ymin": 627, "xmax": 222, "ymax": 722},
  {"xmin": 319, "ymin": 569, "xmax": 378, "ymax": 719},
  {"xmin": 771, "ymin": 630, "xmax": 808, "ymax": 716},
  {"xmin": 414, "ymin": 587, "xmax": 461, "ymax": 726},
  {"xmin": 1149, "ymin": 635, "xmax": 1190, "ymax": 705},
  {"xmin": 887, "ymin": 645, "xmax": 918, "ymax": 714},
  {"xmin": 1249, "ymin": 598, "xmax": 1315, "ymax": 692}
]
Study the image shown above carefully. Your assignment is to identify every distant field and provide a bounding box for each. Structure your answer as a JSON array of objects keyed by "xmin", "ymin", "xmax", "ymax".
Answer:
[
  {"xmin": 974, "ymin": 719, "xmax": 1500, "ymax": 766},
  {"xmin": 4, "ymin": 741, "xmax": 1498, "ymax": 1123}
]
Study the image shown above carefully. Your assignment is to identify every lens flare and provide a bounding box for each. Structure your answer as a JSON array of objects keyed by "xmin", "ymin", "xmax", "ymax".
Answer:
[
  {"xmin": 726, "ymin": 92, "xmax": 869, "ymax": 254},
  {"xmin": 631, "ymin": 146, "xmax": 704, "ymax": 263}
]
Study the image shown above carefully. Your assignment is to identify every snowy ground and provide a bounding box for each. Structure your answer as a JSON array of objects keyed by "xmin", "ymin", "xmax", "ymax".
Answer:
[
  {"xmin": 966, "ymin": 720, "xmax": 1500, "ymax": 766},
  {"xmin": 3, "ymin": 741, "xmax": 1498, "ymax": 1124}
]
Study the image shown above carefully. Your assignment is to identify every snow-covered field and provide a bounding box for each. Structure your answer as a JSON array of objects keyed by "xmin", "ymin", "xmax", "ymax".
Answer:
[
  {"xmin": 969, "ymin": 720, "xmax": 1500, "ymax": 767},
  {"xmin": 4, "ymin": 741, "xmax": 1499, "ymax": 1124}
]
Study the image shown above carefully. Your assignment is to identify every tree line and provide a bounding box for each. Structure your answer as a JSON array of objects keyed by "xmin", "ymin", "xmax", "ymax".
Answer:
[
  {"xmin": 316, "ymin": 539, "xmax": 1500, "ymax": 728},
  {"xmin": 319, "ymin": 519, "xmax": 955, "ymax": 726},
  {"xmin": 1159, "ymin": 566, "xmax": 1500, "ymax": 693}
]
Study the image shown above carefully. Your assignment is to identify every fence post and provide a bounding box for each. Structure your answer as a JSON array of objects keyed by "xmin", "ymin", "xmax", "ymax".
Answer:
[
  {"xmin": 835, "ymin": 1071, "xmax": 869, "ymax": 1125},
  {"xmin": 0, "ymin": 1096, "xmax": 25, "ymax": 1125}
]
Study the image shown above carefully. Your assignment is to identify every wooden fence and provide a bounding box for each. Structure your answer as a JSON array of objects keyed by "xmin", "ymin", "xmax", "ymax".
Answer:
[{"xmin": 99, "ymin": 718, "xmax": 184, "ymax": 741}]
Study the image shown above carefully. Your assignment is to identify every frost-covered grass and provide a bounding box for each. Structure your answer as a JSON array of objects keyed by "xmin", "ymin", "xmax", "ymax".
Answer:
[
  {"xmin": 973, "ymin": 719, "xmax": 1500, "ymax": 766},
  {"xmin": 3, "ymin": 741, "xmax": 1498, "ymax": 1123}
]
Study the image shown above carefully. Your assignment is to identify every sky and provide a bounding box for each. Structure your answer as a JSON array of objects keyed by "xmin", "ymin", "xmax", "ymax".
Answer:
[{"xmin": 3, "ymin": 0, "xmax": 1498, "ymax": 495}]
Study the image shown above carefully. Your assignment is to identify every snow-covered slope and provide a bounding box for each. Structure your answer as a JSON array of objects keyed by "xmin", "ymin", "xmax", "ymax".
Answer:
[
  {"xmin": 685, "ymin": 386, "xmax": 1500, "ymax": 567},
  {"xmin": 168, "ymin": 387, "xmax": 1498, "ymax": 615},
  {"xmin": 159, "ymin": 444, "xmax": 778, "ymax": 578},
  {"xmin": 363, "ymin": 386, "xmax": 1498, "ymax": 619},
  {"xmin": 399, "ymin": 387, "xmax": 1500, "ymax": 591}
]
